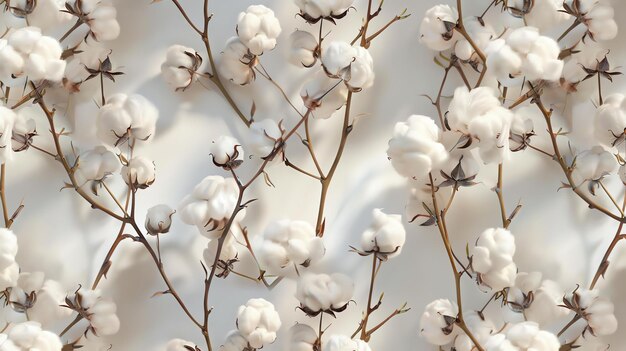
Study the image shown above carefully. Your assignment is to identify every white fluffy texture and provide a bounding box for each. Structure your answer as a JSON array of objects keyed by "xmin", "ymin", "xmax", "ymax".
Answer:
[
  {"xmin": 0, "ymin": 229, "xmax": 19, "ymax": 291},
  {"xmin": 454, "ymin": 17, "xmax": 495, "ymax": 62},
  {"xmin": 575, "ymin": 289, "xmax": 618, "ymax": 336},
  {"xmin": 0, "ymin": 322, "xmax": 62, "ymax": 351},
  {"xmin": 210, "ymin": 135, "xmax": 244, "ymax": 166},
  {"xmin": 221, "ymin": 331, "xmax": 249, "ymax": 351},
  {"xmin": 121, "ymin": 156, "xmax": 156, "ymax": 188},
  {"xmin": 77, "ymin": 146, "xmax": 120, "ymax": 181},
  {"xmin": 323, "ymin": 335, "xmax": 371, "ymax": 351},
  {"xmin": 574, "ymin": 146, "xmax": 617, "ymax": 181},
  {"xmin": 419, "ymin": 5, "xmax": 458, "ymax": 51},
  {"xmin": 0, "ymin": 106, "xmax": 16, "ymax": 164},
  {"xmin": 300, "ymin": 71, "xmax": 349, "ymax": 119},
  {"xmin": 619, "ymin": 164, "xmax": 626, "ymax": 184},
  {"xmin": 145, "ymin": 204, "xmax": 174, "ymax": 235},
  {"xmin": 161, "ymin": 44, "xmax": 199, "ymax": 90},
  {"xmin": 294, "ymin": 0, "xmax": 354, "ymax": 20},
  {"xmin": 203, "ymin": 232, "xmax": 238, "ymax": 275},
  {"xmin": 289, "ymin": 324, "xmax": 317, "ymax": 351},
  {"xmin": 509, "ymin": 106, "xmax": 535, "ymax": 151},
  {"xmin": 447, "ymin": 87, "xmax": 513, "ymax": 164},
  {"xmin": 321, "ymin": 42, "xmax": 374, "ymax": 91},
  {"xmin": 526, "ymin": 280, "xmax": 570, "ymax": 327},
  {"xmin": 79, "ymin": 0, "xmax": 121, "ymax": 41},
  {"xmin": 562, "ymin": 40, "xmax": 608, "ymax": 84},
  {"xmin": 507, "ymin": 0, "xmax": 569, "ymax": 31},
  {"xmin": 484, "ymin": 322, "xmax": 559, "ymax": 351},
  {"xmin": 387, "ymin": 114, "xmax": 448, "ymax": 179},
  {"xmin": 76, "ymin": 289, "xmax": 120, "ymax": 336},
  {"xmin": 236, "ymin": 298, "xmax": 281, "ymax": 349},
  {"xmin": 594, "ymin": 94, "xmax": 626, "ymax": 147},
  {"xmin": 27, "ymin": 280, "xmax": 71, "ymax": 327},
  {"xmin": 453, "ymin": 311, "xmax": 496, "ymax": 351},
  {"xmin": 13, "ymin": 0, "xmax": 73, "ymax": 29},
  {"xmin": 248, "ymin": 119, "xmax": 282, "ymax": 157},
  {"xmin": 289, "ymin": 30, "xmax": 318, "ymax": 67},
  {"xmin": 9, "ymin": 271, "xmax": 44, "ymax": 306},
  {"xmin": 64, "ymin": 40, "xmax": 110, "ymax": 84},
  {"xmin": 96, "ymin": 93, "xmax": 158, "ymax": 147},
  {"xmin": 295, "ymin": 273, "xmax": 354, "ymax": 313},
  {"xmin": 237, "ymin": 5, "xmax": 281, "ymax": 56},
  {"xmin": 485, "ymin": 27, "xmax": 563, "ymax": 85},
  {"xmin": 419, "ymin": 299, "xmax": 458, "ymax": 345},
  {"xmin": 220, "ymin": 37, "xmax": 255, "ymax": 85},
  {"xmin": 178, "ymin": 176, "xmax": 242, "ymax": 238},
  {"xmin": 578, "ymin": 0, "xmax": 618, "ymax": 41},
  {"xmin": 508, "ymin": 271, "xmax": 542, "ymax": 307},
  {"xmin": 360, "ymin": 208, "xmax": 406, "ymax": 258},
  {"xmin": 258, "ymin": 219, "xmax": 325, "ymax": 275},
  {"xmin": 11, "ymin": 110, "xmax": 36, "ymax": 152},
  {"xmin": 165, "ymin": 338, "xmax": 195, "ymax": 351},
  {"xmin": 0, "ymin": 27, "xmax": 65, "ymax": 82},
  {"xmin": 470, "ymin": 228, "xmax": 517, "ymax": 291}
]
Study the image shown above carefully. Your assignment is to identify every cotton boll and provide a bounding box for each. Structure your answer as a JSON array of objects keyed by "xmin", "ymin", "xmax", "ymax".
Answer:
[
  {"xmin": 203, "ymin": 232, "xmax": 239, "ymax": 277},
  {"xmin": 28, "ymin": 280, "xmax": 72, "ymax": 327},
  {"xmin": 77, "ymin": 146, "xmax": 120, "ymax": 181},
  {"xmin": 289, "ymin": 30, "xmax": 319, "ymax": 67},
  {"xmin": 3, "ymin": 321, "xmax": 62, "ymax": 351},
  {"xmin": 166, "ymin": 339, "xmax": 196, "ymax": 351},
  {"xmin": 321, "ymin": 42, "xmax": 374, "ymax": 91},
  {"xmin": 72, "ymin": 289, "xmax": 120, "ymax": 336},
  {"xmin": 360, "ymin": 209, "xmax": 406, "ymax": 259},
  {"xmin": 0, "ymin": 228, "xmax": 19, "ymax": 291},
  {"xmin": 454, "ymin": 17, "xmax": 495, "ymax": 63},
  {"xmin": 594, "ymin": 94, "xmax": 626, "ymax": 147},
  {"xmin": 0, "ymin": 40, "xmax": 25, "ymax": 83},
  {"xmin": 525, "ymin": 280, "xmax": 570, "ymax": 327},
  {"xmin": 470, "ymin": 228, "xmax": 517, "ymax": 291},
  {"xmin": 568, "ymin": 288, "xmax": 618, "ymax": 336},
  {"xmin": 507, "ymin": 0, "xmax": 569, "ymax": 31},
  {"xmin": 96, "ymin": 93, "xmax": 158, "ymax": 147},
  {"xmin": 323, "ymin": 335, "xmax": 371, "ymax": 351},
  {"xmin": 210, "ymin": 135, "xmax": 244, "ymax": 169},
  {"xmin": 121, "ymin": 156, "xmax": 156, "ymax": 189},
  {"xmin": 161, "ymin": 45, "xmax": 202, "ymax": 91},
  {"xmin": 237, "ymin": 5, "xmax": 281, "ymax": 56},
  {"xmin": 574, "ymin": 146, "xmax": 617, "ymax": 181},
  {"xmin": 236, "ymin": 298, "xmax": 281, "ymax": 349},
  {"xmin": 509, "ymin": 106, "xmax": 535, "ymax": 152},
  {"xmin": 289, "ymin": 324, "xmax": 318, "ymax": 351},
  {"xmin": 222, "ymin": 330, "xmax": 249, "ymax": 351},
  {"xmin": 145, "ymin": 204, "xmax": 175, "ymax": 235},
  {"xmin": 80, "ymin": 0, "xmax": 121, "ymax": 41},
  {"xmin": 296, "ymin": 273, "xmax": 354, "ymax": 315},
  {"xmin": 0, "ymin": 106, "xmax": 17, "ymax": 164},
  {"xmin": 419, "ymin": 299, "xmax": 458, "ymax": 345},
  {"xmin": 22, "ymin": 0, "xmax": 73, "ymax": 30},
  {"xmin": 63, "ymin": 41, "xmax": 111, "ymax": 91},
  {"xmin": 419, "ymin": 5, "xmax": 458, "ymax": 51},
  {"xmin": 300, "ymin": 71, "xmax": 348, "ymax": 119},
  {"xmin": 453, "ymin": 311, "xmax": 496, "ymax": 351},
  {"xmin": 248, "ymin": 119, "xmax": 282, "ymax": 158},
  {"xmin": 220, "ymin": 37, "xmax": 256, "ymax": 85},
  {"xmin": 294, "ymin": 0, "xmax": 354, "ymax": 23},
  {"xmin": 577, "ymin": 0, "xmax": 617, "ymax": 41},
  {"xmin": 11, "ymin": 110, "xmax": 36, "ymax": 153},
  {"xmin": 484, "ymin": 322, "xmax": 559, "ymax": 351},
  {"xmin": 9, "ymin": 272, "xmax": 45, "ymax": 312}
]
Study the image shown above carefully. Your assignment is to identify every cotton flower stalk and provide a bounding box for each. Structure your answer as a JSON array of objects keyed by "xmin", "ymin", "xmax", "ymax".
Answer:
[
  {"xmin": 221, "ymin": 37, "xmax": 257, "ymax": 85},
  {"xmin": 121, "ymin": 156, "xmax": 156, "ymax": 189},
  {"xmin": 161, "ymin": 45, "xmax": 203, "ymax": 91},
  {"xmin": 65, "ymin": 0, "xmax": 121, "ymax": 41},
  {"xmin": 203, "ymin": 232, "xmax": 239, "ymax": 278},
  {"xmin": 67, "ymin": 289, "xmax": 120, "ymax": 336},
  {"xmin": 323, "ymin": 335, "xmax": 371, "ymax": 351},
  {"xmin": 210, "ymin": 135, "xmax": 244, "ymax": 169},
  {"xmin": 294, "ymin": 0, "xmax": 355, "ymax": 24},
  {"xmin": 0, "ymin": 228, "xmax": 19, "ymax": 291},
  {"xmin": 321, "ymin": 41, "xmax": 374, "ymax": 91},
  {"xmin": 0, "ymin": 321, "xmax": 63, "ymax": 351},
  {"xmin": 484, "ymin": 322, "xmax": 559, "ymax": 351},
  {"xmin": 562, "ymin": 288, "xmax": 618, "ymax": 336},
  {"xmin": 289, "ymin": 30, "xmax": 319, "ymax": 67},
  {"xmin": 145, "ymin": 204, "xmax": 175, "ymax": 235},
  {"xmin": 236, "ymin": 298, "xmax": 281, "ymax": 349},
  {"xmin": 257, "ymin": 219, "xmax": 325, "ymax": 275},
  {"xmin": 594, "ymin": 94, "xmax": 626, "ymax": 147},
  {"xmin": 237, "ymin": 5, "xmax": 282, "ymax": 56},
  {"xmin": 470, "ymin": 228, "xmax": 517, "ymax": 291},
  {"xmin": 178, "ymin": 175, "xmax": 243, "ymax": 238},
  {"xmin": 248, "ymin": 119, "xmax": 283, "ymax": 158},
  {"xmin": 300, "ymin": 71, "xmax": 349, "ymax": 119},
  {"xmin": 296, "ymin": 273, "xmax": 354, "ymax": 316},
  {"xmin": 419, "ymin": 299, "xmax": 458, "ymax": 345},
  {"xmin": 289, "ymin": 324, "xmax": 318, "ymax": 351},
  {"xmin": 96, "ymin": 93, "xmax": 158, "ymax": 147},
  {"xmin": 358, "ymin": 209, "xmax": 406, "ymax": 259},
  {"xmin": 419, "ymin": 5, "xmax": 458, "ymax": 51}
]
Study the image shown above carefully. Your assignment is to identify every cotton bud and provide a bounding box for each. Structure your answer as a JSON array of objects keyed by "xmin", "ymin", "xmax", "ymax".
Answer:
[
  {"xmin": 77, "ymin": 146, "xmax": 120, "ymax": 182},
  {"xmin": 296, "ymin": 273, "xmax": 353, "ymax": 316},
  {"xmin": 454, "ymin": 17, "xmax": 495, "ymax": 63},
  {"xmin": 161, "ymin": 45, "xmax": 202, "ymax": 91},
  {"xmin": 248, "ymin": 119, "xmax": 283, "ymax": 158},
  {"xmin": 0, "ymin": 228, "xmax": 19, "ymax": 291},
  {"xmin": 237, "ymin": 5, "xmax": 281, "ymax": 56},
  {"xmin": 222, "ymin": 330, "xmax": 249, "ymax": 351},
  {"xmin": 96, "ymin": 93, "xmax": 158, "ymax": 147},
  {"xmin": 453, "ymin": 311, "xmax": 495, "ymax": 351},
  {"xmin": 294, "ymin": 0, "xmax": 354, "ymax": 24},
  {"xmin": 323, "ymin": 335, "xmax": 371, "ymax": 351},
  {"xmin": 9, "ymin": 272, "xmax": 45, "ymax": 313},
  {"xmin": 484, "ymin": 322, "xmax": 559, "ymax": 351},
  {"xmin": 289, "ymin": 30, "xmax": 319, "ymax": 67},
  {"xmin": 564, "ymin": 288, "xmax": 617, "ymax": 336},
  {"xmin": 28, "ymin": 280, "xmax": 72, "ymax": 327},
  {"xmin": 210, "ymin": 135, "xmax": 244, "ymax": 170},
  {"xmin": 419, "ymin": 299, "xmax": 458, "ymax": 345},
  {"xmin": 75, "ymin": 0, "xmax": 121, "ymax": 41},
  {"xmin": 321, "ymin": 42, "xmax": 374, "ymax": 92},
  {"xmin": 289, "ymin": 324, "xmax": 318, "ymax": 351},
  {"xmin": 203, "ymin": 233, "xmax": 239, "ymax": 278},
  {"xmin": 166, "ymin": 339, "xmax": 197, "ymax": 351},
  {"xmin": 574, "ymin": 146, "xmax": 617, "ymax": 182},
  {"xmin": 485, "ymin": 26, "xmax": 563, "ymax": 85},
  {"xmin": 178, "ymin": 176, "xmax": 242, "ymax": 238},
  {"xmin": 0, "ymin": 106, "xmax": 16, "ymax": 164},
  {"xmin": 258, "ymin": 220, "xmax": 325, "ymax": 275},
  {"xmin": 577, "ymin": 0, "xmax": 617, "ymax": 41},
  {"xmin": 360, "ymin": 209, "xmax": 406, "ymax": 259},
  {"xmin": 121, "ymin": 156, "xmax": 156, "ymax": 189},
  {"xmin": 470, "ymin": 228, "xmax": 517, "ymax": 291},
  {"xmin": 145, "ymin": 204, "xmax": 175, "ymax": 235},
  {"xmin": 594, "ymin": 94, "xmax": 626, "ymax": 147},
  {"xmin": 236, "ymin": 298, "xmax": 281, "ymax": 349},
  {"xmin": 419, "ymin": 5, "xmax": 458, "ymax": 51},
  {"xmin": 221, "ymin": 37, "xmax": 257, "ymax": 85},
  {"xmin": 506, "ymin": 0, "xmax": 569, "ymax": 31},
  {"xmin": 11, "ymin": 112, "xmax": 36, "ymax": 152},
  {"xmin": 70, "ymin": 289, "xmax": 120, "ymax": 336},
  {"xmin": 387, "ymin": 114, "xmax": 448, "ymax": 180},
  {"xmin": 1, "ymin": 321, "xmax": 62, "ymax": 351},
  {"xmin": 300, "ymin": 72, "xmax": 348, "ymax": 119}
]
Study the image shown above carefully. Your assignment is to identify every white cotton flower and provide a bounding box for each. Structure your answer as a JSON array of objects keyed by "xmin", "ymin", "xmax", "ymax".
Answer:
[
  {"xmin": 321, "ymin": 41, "xmax": 374, "ymax": 91},
  {"xmin": 248, "ymin": 119, "xmax": 282, "ymax": 158},
  {"xmin": 577, "ymin": 0, "xmax": 617, "ymax": 41},
  {"xmin": 222, "ymin": 330, "xmax": 249, "ymax": 351},
  {"xmin": 300, "ymin": 71, "xmax": 348, "ymax": 119},
  {"xmin": 63, "ymin": 40, "xmax": 110, "ymax": 89},
  {"xmin": 2, "ymin": 321, "xmax": 62, "ymax": 351},
  {"xmin": 289, "ymin": 324, "xmax": 318, "ymax": 351},
  {"xmin": 96, "ymin": 93, "xmax": 158, "ymax": 147},
  {"xmin": 210, "ymin": 135, "xmax": 244, "ymax": 169},
  {"xmin": 77, "ymin": 0, "xmax": 121, "ymax": 41},
  {"xmin": 294, "ymin": 0, "xmax": 354, "ymax": 23},
  {"xmin": 485, "ymin": 26, "xmax": 563, "ymax": 85},
  {"xmin": 323, "ymin": 335, "xmax": 371, "ymax": 351},
  {"xmin": 161, "ymin": 44, "xmax": 201, "ymax": 91},
  {"xmin": 508, "ymin": 272, "xmax": 542, "ymax": 313},
  {"xmin": 484, "ymin": 322, "xmax": 559, "ymax": 351},
  {"xmin": 594, "ymin": 94, "xmax": 626, "ymax": 147},
  {"xmin": 562, "ymin": 39, "xmax": 608, "ymax": 87},
  {"xmin": 258, "ymin": 219, "xmax": 325, "ymax": 275},
  {"xmin": 11, "ymin": 110, "xmax": 36, "ymax": 153},
  {"xmin": 221, "ymin": 37, "xmax": 256, "ymax": 85},
  {"xmin": 447, "ymin": 86, "xmax": 513, "ymax": 164},
  {"xmin": 289, "ymin": 30, "xmax": 319, "ymax": 67},
  {"xmin": 178, "ymin": 176, "xmax": 242, "ymax": 238},
  {"xmin": 121, "ymin": 156, "xmax": 156, "ymax": 189},
  {"xmin": 419, "ymin": 5, "xmax": 458, "ymax": 51},
  {"xmin": 0, "ymin": 106, "xmax": 17, "ymax": 164},
  {"xmin": 203, "ymin": 232, "xmax": 239, "ymax": 277},
  {"xmin": 453, "ymin": 311, "xmax": 496, "ymax": 351},
  {"xmin": 237, "ymin": 5, "xmax": 281, "ymax": 56},
  {"xmin": 0, "ymin": 228, "xmax": 19, "ymax": 291},
  {"xmin": 74, "ymin": 289, "xmax": 120, "ymax": 336},
  {"xmin": 574, "ymin": 146, "xmax": 617, "ymax": 181},
  {"xmin": 387, "ymin": 114, "xmax": 448, "ymax": 180},
  {"xmin": 420, "ymin": 299, "xmax": 458, "ymax": 345},
  {"xmin": 166, "ymin": 339, "xmax": 196, "ymax": 351},
  {"xmin": 296, "ymin": 273, "xmax": 354, "ymax": 315},
  {"xmin": 470, "ymin": 228, "xmax": 517, "ymax": 291},
  {"xmin": 236, "ymin": 298, "xmax": 281, "ymax": 349},
  {"xmin": 145, "ymin": 204, "xmax": 175, "ymax": 235},
  {"xmin": 570, "ymin": 288, "xmax": 618, "ymax": 336},
  {"xmin": 506, "ymin": 0, "xmax": 569, "ymax": 31},
  {"xmin": 454, "ymin": 17, "xmax": 495, "ymax": 63},
  {"xmin": 9, "ymin": 272, "xmax": 45, "ymax": 312},
  {"xmin": 526, "ymin": 280, "xmax": 570, "ymax": 327},
  {"xmin": 77, "ymin": 146, "xmax": 120, "ymax": 181},
  {"xmin": 360, "ymin": 209, "xmax": 406, "ymax": 259},
  {"xmin": 27, "ymin": 280, "xmax": 72, "ymax": 327}
]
